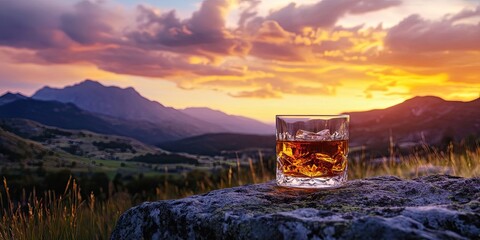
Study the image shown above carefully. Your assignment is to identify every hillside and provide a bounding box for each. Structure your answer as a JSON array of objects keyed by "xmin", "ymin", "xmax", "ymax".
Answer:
[
  {"xmin": 0, "ymin": 119, "xmax": 203, "ymax": 177},
  {"xmin": 347, "ymin": 96, "xmax": 480, "ymax": 150},
  {"xmin": 0, "ymin": 126, "xmax": 49, "ymax": 162},
  {"xmin": 0, "ymin": 99, "xmax": 193, "ymax": 143},
  {"xmin": 158, "ymin": 133, "xmax": 275, "ymax": 156},
  {"xmin": 0, "ymin": 118, "xmax": 163, "ymax": 160}
]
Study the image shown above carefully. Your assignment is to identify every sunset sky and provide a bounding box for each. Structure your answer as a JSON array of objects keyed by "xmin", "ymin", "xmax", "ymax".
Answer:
[{"xmin": 1, "ymin": 0, "xmax": 479, "ymax": 123}]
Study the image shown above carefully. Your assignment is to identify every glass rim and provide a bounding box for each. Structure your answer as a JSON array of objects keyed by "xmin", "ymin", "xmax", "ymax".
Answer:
[{"xmin": 276, "ymin": 114, "xmax": 349, "ymax": 118}]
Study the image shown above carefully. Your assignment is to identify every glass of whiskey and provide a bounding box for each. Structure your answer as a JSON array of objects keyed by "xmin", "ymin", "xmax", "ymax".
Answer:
[{"xmin": 276, "ymin": 115, "xmax": 349, "ymax": 188}]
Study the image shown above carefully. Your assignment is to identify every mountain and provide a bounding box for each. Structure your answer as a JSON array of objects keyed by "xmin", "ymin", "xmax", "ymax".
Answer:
[
  {"xmin": 32, "ymin": 80, "xmax": 273, "ymax": 135},
  {"xmin": 181, "ymin": 107, "xmax": 273, "ymax": 134},
  {"xmin": 0, "ymin": 92, "xmax": 27, "ymax": 105},
  {"xmin": 0, "ymin": 99, "xmax": 196, "ymax": 144},
  {"xmin": 346, "ymin": 96, "xmax": 480, "ymax": 150},
  {"xmin": 158, "ymin": 133, "xmax": 275, "ymax": 156},
  {"xmin": 32, "ymin": 80, "xmax": 223, "ymax": 135}
]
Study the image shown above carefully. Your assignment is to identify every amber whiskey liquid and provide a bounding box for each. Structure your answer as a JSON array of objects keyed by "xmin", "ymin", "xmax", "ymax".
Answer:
[{"xmin": 276, "ymin": 140, "xmax": 348, "ymax": 178}]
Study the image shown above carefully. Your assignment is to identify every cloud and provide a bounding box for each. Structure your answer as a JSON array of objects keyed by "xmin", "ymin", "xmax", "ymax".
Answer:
[
  {"xmin": 0, "ymin": 0, "xmax": 125, "ymax": 48},
  {"xmin": 60, "ymin": 1, "xmax": 121, "ymax": 45},
  {"xmin": 230, "ymin": 86, "xmax": 282, "ymax": 98},
  {"xmin": 0, "ymin": 0, "xmax": 478, "ymax": 101},
  {"xmin": 385, "ymin": 6, "xmax": 480, "ymax": 52},
  {"xmin": 224, "ymin": 74, "xmax": 338, "ymax": 99},
  {"xmin": 0, "ymin": 0, "xmax": 249, "ymax": 77},
  {"xmin": 237, "ymin": 0, "xmax": 261, "ymax": 30},
  {"xmin": 248, "ymin": 20, "xmax": 311, "ymax": 61},
  {"xmin": 35, "ymin": 47, "xmax": 245, "ymax": 78},
  {"xmin": 0, "ymin": 1, "xmax": 72, "ymax": 49},
  {"xmin": 128, "ymin": 0, "xmax": 251, "ymax": 59},
  {"xmin": 363, "ymin": 80, "xmax": 396, "ymax": 98},
  {"xmin": 367, "ymin": 5, "xmax": 480, "ymax": 86},
  {"xmin": 264, "ymin": 0, "xmax": 401, "ymax": 32}
]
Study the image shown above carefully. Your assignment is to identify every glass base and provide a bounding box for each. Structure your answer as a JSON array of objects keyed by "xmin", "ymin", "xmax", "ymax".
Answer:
[{"xmin": 276, "ymin": 169, "xmax": 347, "ymax": 189}]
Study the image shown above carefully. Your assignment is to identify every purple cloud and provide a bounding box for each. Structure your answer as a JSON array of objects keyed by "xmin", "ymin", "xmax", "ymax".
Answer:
[
  {"xmin": 0, "ymin": 1, "xmax": 70, "ymax": 49},
  {"xmin": 385, "ymin": 6, "xmax": 480, "ymax": 52},
  {"xmin": 128, "ymin": 0, "xmax": 250, "ymax": 57},
  {"xmin": 265, "ymin": 0, "xmax": 401, "ymax": 32},
  {"xmin": 60, "ymin": 1, "xmax": 119, "ymax": 45}
]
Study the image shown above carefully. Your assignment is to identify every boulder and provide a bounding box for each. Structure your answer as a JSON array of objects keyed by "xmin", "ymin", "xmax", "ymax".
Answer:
[{"xmin": 111, "ymin": 175, "xmax": 480, "ymax": 239}]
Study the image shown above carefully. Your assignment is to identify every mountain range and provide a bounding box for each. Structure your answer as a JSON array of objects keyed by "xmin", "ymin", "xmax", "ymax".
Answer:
[
  {"xmin": 32, "ymin": 80, "xmax": 272, "ymax": 135},
  {"xmin": 0, "ymin": 80, "xmax": 272, "ymax": 144},
  {"xmin": 1, "ymin": 80, "xmax": 479, "ymax": 155},
  {"xmin": 32, "ymin": 80, "xmax": 219, "ymax": 135}
]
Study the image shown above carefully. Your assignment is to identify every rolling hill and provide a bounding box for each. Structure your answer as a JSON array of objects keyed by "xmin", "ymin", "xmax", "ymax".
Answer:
[
  {"xmin": 0, "ymin": 126, "xmax": 48, "ymax": 162},
  {"xmin": 158, "ymin": 133, "xmax": 275, "ymax": 156},
  {"xmin": 0, "ymin": 99, "xmax": 192, "ymax": 144},
  {"xmin": 0, "ymin": 118, "xmax": 163, "ymax": 160}
]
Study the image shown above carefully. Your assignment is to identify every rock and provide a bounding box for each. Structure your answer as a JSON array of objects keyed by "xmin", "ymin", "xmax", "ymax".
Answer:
[{"xmin": 111, "ymin": 175, "xmax": 480, "ymax": 239}]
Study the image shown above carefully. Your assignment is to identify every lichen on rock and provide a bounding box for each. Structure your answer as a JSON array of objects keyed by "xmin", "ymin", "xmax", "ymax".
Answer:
[{"xmin": 111, "ymin": 175, "xmax": 480, "ymax": 239}]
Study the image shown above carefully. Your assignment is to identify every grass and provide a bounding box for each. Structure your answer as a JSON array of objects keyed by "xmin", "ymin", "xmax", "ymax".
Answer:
[
  {"xmin": 348, "ymin": 143, "xmax": 480, "ymax": 179},
  {"xmin": 1, "ymin": 144, "xmax": 479, "ymax": 240},
  {"xmin": 0, "ymin": 177, "xmax": 130, "ymax": 240}
]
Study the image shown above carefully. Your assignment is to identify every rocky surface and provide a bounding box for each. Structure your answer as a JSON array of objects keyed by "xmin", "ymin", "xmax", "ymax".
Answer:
[{"xmin": 111, "ymin": 175, "xmax": 480, "ymax": 239}]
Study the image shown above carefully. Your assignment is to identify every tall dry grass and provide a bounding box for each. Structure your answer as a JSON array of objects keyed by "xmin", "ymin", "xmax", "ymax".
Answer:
[
  {"xmin": 0, "ymin": 177, "xmax": 131, "ymax": 240},
  {"xmin": 349, "ymin": 143, "xmax": 480, "ymax": 179}
]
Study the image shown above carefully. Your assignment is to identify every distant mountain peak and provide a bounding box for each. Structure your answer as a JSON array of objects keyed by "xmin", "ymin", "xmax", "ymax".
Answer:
[
  {"xmin": 0, "ymin": 91, "xmax": 28, "ymax": 105},
  {"xmin": 386, "ymin": 96, "xmax": 447, "ymax": 112},
  {"xmin": 123, "ymin": 86, "xmax": 140, "ymax": 94},
  {"xmin": 1, "ymin": 92, "xmax": 27, "ymax": 98},
  {"xmin": 76, "ymin": 79, "xmax": 103, "ymax": 87},
  {"xmin": 35, "ymin": 79, "xmax": 142, "ymax": 96},
  {"xmin": 36, "ymin": 85, "xmax": 53, "ymax": 91},
  {"xmin": 404, "ymin": 96, "xmax": 445, "ymax": 104},
  {"xmin": 72, "ymin": 80, "xmax": 143, "ymax": 97}
]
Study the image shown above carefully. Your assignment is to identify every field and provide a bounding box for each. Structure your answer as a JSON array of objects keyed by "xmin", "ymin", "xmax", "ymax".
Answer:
[{"xmin": 1, "ymin": 143, "xmax": 479, "ymax": 240}]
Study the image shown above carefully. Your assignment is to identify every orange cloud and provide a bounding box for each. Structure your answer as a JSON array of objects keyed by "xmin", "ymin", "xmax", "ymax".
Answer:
[{"xmin": 229, "ymin": 86, "xmax": 282, "ymax": 98}]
